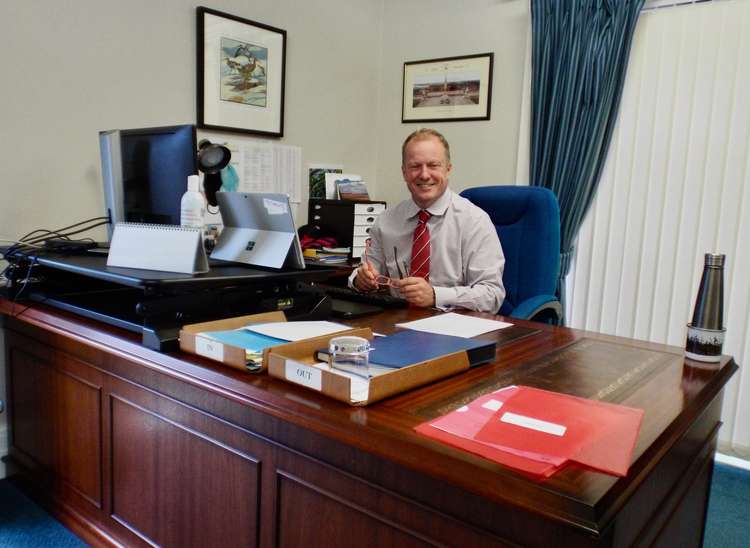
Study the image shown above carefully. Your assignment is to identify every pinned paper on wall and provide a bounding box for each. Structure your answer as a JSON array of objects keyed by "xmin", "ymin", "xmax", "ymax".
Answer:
[{"xmin": 199, "ymin": 134, "xmax": 302, "ymax": 203}]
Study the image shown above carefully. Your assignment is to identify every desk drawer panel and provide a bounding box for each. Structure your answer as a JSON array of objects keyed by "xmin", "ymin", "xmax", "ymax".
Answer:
[
  {"xmin": 353, "ymin": 235, "xmax": 371, "ymax": 248},
  {"xmin": 354, "ymin": 213, "xmax": 379, "ymax": 226},
  {"xmin": 109, "ymin": 393, "xmax": 261, "ymax": 548},
  {"xmin": 354, "ymin": 203, "xmax": 386, "ymax": 215},
  {"xmin": 8, "ymin": 341, "xmax": 103, "ymax": 510},
  {"xmin": 273, "ymin": 448, "xmax": 504, "ymax": 548},
  {"xmin": 353, "ymin": 225, "xmax": 373, "ymax": 237}
]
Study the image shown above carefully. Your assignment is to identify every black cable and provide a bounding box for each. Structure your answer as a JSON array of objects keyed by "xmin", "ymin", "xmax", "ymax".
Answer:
[
  {"xmin": 23, "ymin": 221, "xmax": 109, "ymax": 246},
  {"xmin": 20, "ymin": 229, "xmax": 74, "ymax": 246},
  {"xmin": 3, "ymin": 217, "xmax": 109, "ymax": 260},
  {"xmin": 10, "ymin": 256, "xmax": 38, "ymax": 317},
  {"xmin": 19, "ymin": 216, "xmax": 109, "ymax": 242}
]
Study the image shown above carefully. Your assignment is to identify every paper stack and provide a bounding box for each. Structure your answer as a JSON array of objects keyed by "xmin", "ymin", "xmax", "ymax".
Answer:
[
  {"xmin": 196, "ymin": 329, "xmax": 285, "ymax": 370},
  {"xmin": 415, "ymin": 385, "xmax": 644, "ymax": 479},
  {"xmin": 198, "ymin": 320, "xmax": 350, "ymax": 371},
  {"xmin": 303, "ymin": 246, "xmax": 350, "ymax": 264}
]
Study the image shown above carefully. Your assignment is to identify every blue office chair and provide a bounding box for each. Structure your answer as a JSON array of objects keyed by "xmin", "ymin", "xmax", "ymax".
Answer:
[{"xmin": 460, "ymin": 185, "xmax": 562, "ymax": 323}]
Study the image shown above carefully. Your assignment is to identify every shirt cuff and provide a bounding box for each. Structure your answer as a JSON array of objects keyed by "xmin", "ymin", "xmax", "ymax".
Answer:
[
  {"xmin": 347, "ymin": 269, "xmax": 359, "ymax": 290},
  {"xmin": 433, "ymin": 286, "xmax": 456, "ymax": 311}
]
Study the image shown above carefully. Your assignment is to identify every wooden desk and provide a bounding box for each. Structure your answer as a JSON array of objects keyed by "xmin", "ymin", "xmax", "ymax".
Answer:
[{"xmin": 0, "ymin": 298, "xmax": 737, "ymax": 547}]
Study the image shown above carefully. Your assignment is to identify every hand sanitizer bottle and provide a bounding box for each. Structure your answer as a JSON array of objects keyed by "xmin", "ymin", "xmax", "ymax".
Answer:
[{"xmin": 180, "ymin": 175, "xmax": 206, "ymax": 230}]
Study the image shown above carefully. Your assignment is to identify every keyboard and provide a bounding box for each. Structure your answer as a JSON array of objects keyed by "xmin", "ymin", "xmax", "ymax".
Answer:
[{"xmin": 315, "ymin": 284, "xmax": 408, "ymax": 308}]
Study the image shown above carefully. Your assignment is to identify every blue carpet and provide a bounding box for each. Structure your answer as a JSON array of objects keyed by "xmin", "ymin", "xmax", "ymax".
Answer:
[
  {"xmin": 704, "ymin": 463, "xmax": 750, "ymax": 548},
  {"xmin": 0, "ymin": 479, "xmax": 85, "ymax": 548}
]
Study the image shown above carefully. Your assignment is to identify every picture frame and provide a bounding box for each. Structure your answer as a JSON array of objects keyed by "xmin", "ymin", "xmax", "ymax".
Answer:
[
  {"xmin": 197, "ymin": 6, "xmax": 286, "ymax": 138},
  {"xmin": 402, "ymin": 53, "xmax": 494, "ymax": 123}
]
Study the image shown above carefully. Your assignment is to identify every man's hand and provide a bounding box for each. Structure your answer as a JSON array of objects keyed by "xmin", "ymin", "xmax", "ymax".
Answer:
[
  {"xmin": 353, "ymin": 261, "xmax": 380, "ymax": 292},
  {"xmin": 392, "ymin": 277, "xmax": 435, "ymax": 307}
]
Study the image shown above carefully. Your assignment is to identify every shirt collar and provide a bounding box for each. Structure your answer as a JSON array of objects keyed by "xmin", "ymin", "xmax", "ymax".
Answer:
[{"xmin": 408, "ymin": 188, "xmax": 453, "ymax": 219}]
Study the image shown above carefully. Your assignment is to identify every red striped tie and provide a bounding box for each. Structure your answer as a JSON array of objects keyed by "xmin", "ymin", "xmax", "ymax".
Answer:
[{"xmin": 410, "ymin": 210, "xmax": 431, "ymax": 280}]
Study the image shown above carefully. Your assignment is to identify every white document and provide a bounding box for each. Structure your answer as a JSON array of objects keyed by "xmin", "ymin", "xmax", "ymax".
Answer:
[
  {"xmin": 107, "ymin": 223, "xmax": 209, "ymax": 274},
  {"xmin": 236, "ymin": 143, "xmax": 302, "ymax": 203},
  {"xmin": 500, "ymin": 412, "xmax": 567, "ymax": 436},
  {"xmin": 245, "ymin": 321, "xmax": 349, "ymax": 341},
  {"xmin": 205, "ymin": 136, "xmax": 302, "ymax": 203},
  {"xmin": 241, "ymin": 143, "xmax": 274, "ymax": 193},
  {"xmin": 396, "ymin": 312, "xmax": 512, "ymax": 338}
]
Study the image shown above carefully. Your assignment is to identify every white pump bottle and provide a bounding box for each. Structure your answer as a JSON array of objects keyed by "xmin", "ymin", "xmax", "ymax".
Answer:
[{"xmin": 180, "ymin": 175, "xmax": 206, "ymax": 230}]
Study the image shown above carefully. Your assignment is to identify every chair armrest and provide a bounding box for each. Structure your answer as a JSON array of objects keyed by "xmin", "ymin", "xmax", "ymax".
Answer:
[{"xmin": 509, "ymin": 295, "xmax": 562, "ymax": 323}]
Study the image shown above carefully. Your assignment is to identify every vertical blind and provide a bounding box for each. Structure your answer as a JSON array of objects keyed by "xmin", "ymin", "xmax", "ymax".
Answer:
[{"xmin": 566, "ymin": 0, "xmax": 750, "ymax": 455}]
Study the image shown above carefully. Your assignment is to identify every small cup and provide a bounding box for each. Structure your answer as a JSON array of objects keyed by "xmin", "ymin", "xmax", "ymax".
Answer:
[
  {"xmin": 685, "ymin": 324, "xmax": 725, "ymax": 363},
  {"xmin": 329, "ymin": 336, "xmax": 371, "ymax": 379}
]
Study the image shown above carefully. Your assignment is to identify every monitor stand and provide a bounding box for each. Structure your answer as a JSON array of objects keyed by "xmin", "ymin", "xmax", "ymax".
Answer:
[{"xmin": 3, "ymin": 250, "xmax": 335, "ymax": 351}]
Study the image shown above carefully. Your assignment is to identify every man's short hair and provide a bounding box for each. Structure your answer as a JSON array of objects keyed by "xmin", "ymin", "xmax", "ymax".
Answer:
[{"xmin": 401, "ymin": 128, "xmax": 451, "ymax": 165}]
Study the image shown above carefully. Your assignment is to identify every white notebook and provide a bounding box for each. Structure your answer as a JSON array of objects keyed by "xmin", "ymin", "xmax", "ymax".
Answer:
[{"xmin": 107, "ymin": 223, "xmax": 209, "ymax": 274}]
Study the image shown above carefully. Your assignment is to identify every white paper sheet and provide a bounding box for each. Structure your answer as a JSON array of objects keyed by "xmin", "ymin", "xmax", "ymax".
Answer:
[
  {"xmin": 201, "ymin": 134, "xmax": 302, "ymax": 204},
  {"xmin": 245, "ymin": 321, "xmax": 350, "ymax": 341},
  {"xmin": 395, "ymin": 312, "xmax": 512, "ymax": 338}
]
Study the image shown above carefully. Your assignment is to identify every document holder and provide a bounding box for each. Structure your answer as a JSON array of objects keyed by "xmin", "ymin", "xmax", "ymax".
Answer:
[{"xmin": 107, "ymin": 222, "xmax": 209, "ymax": 274}]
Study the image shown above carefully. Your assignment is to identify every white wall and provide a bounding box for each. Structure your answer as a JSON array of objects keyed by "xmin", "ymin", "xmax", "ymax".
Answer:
[
  {"xmin": 375, "ymin": 0, "xmax": 529, "ymax": 201},
  {"xmin": 0, "ymin": 0, "xmax": 384, "ymax": 241}
]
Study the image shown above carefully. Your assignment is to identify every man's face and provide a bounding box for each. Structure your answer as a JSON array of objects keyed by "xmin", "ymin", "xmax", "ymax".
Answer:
[{"xmin": 401, "ymin": 136, "xmax": 452, "ymax": 209}]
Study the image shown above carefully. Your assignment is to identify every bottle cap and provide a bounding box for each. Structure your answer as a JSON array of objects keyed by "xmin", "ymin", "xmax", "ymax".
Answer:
[
  {"xmin": 704, "ymin": 253, "xmax": 725, "ymax": 267},
  {"xmin": 187, "ymin": 174, "xmax": 200, "ymax": 192}
]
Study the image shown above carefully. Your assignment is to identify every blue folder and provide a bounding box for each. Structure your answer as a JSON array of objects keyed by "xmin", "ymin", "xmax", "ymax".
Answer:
[
  {"xmin": 200, "ymin": 329, "xmax": 286, "ymax": 351},
  {"xmin": 319, "ymin": 330, "xmax": 496, "ymax": 369}
]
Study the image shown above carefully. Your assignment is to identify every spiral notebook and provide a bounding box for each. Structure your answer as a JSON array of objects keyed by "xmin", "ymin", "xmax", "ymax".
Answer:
[{"xmin": 106, "ymin": 222, "xmax": 209, "ymax": 274}]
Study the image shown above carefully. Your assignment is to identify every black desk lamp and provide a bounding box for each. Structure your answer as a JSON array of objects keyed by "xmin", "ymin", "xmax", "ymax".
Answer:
[{"xmin": 197, "ymin": 139, "xmax": 231, "ymax": 207}]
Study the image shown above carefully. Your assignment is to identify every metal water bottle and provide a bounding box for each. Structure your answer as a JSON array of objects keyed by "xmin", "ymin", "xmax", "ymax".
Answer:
[{"xmin": 685, "ymin": 254, "xmax": 726, "ymax": 363}]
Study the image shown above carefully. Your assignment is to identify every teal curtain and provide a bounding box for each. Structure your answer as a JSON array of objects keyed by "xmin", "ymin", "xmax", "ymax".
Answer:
[{"xmin": 530, "ymin": 0, "xmax": 644, "ymax": 321}]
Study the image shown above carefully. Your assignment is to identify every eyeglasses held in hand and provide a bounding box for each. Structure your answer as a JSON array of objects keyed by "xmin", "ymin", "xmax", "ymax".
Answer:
[{"xmin": 363, "ymin": 239, "xmax": 410, "ymax": 287}]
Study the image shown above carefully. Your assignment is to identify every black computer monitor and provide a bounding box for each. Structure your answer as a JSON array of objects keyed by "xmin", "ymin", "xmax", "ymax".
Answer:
[{"xmin": 99, "ymin": 124, "xmax": 197, "ymax": 240}]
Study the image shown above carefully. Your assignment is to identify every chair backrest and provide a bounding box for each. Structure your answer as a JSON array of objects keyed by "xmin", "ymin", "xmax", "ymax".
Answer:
[{"xmin": 459, "ymin": 185, "xmax": 560, "ymax": 316}]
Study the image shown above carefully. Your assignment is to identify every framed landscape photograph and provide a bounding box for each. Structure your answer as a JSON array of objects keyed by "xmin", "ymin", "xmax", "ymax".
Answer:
[
  {"xmin": 197, "ymin": 7, "xmax": 286, "ymax": 137},
  {"xmin": 402, "ymin": 53, "xmax": 493, "ymax": 123}
]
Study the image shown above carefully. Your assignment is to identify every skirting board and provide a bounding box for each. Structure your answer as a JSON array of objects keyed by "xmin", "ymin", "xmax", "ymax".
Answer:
[{"xmin": 715, "ymin": 452, "xmax": 750, "ymax": 472}]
